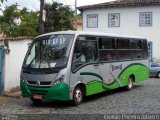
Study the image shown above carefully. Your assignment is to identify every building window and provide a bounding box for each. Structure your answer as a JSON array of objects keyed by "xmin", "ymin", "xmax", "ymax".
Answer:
[
  {"xmin": 139, "ymin": 12, "xmax": 152, "ymax": 27},
  {"xmin": 108, "ymin": 13, "xmax": 120, "ymax": 27},
  {"xmin": 87, "ymin": 14, "xmax": 98, "ymax": 28}
]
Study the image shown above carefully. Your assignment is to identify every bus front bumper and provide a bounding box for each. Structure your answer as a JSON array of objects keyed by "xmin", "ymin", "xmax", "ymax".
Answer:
[{"xmin": 20, "ymin": 81, "xmax": 70, "ymax": 101}]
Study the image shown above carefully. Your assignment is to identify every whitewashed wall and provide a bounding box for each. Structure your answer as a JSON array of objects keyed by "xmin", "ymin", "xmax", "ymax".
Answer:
[
  {"xmin": 4, "ymin": 39, "xmax": 32, "ymax": 91},
  {"xmin": 82, "ymin": 6, "xmax": 160, "ymax": 59}
]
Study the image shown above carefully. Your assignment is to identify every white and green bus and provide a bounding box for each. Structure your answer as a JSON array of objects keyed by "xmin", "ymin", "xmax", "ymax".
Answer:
[{"xmin": 20, "ymin": 31, "xmax": 149, "ymax": 105}]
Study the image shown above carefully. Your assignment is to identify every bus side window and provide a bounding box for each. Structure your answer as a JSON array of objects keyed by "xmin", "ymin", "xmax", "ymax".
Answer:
[
  {"xmin": 72, "ymin": 40, "xmax": 85, "ymax": 65},
  {"xmin": 99, "ymin": 38, "xmax": 103, "ymax": 49},
  {"xmin": 117, "ymin": 38, "xmax": 131, "ymax": 60},
  {"xmin": 99, "ymin": 37, "xmax": 116, "ymax": 62},
  {"xmin": 130, "ymin": 39, "xmax": 143, "ymax": 60},
  {"xmin": 143, "ymin": 39, "xmax": 148, "ymax": 59},
  {"xmin": 72, "ymin": 39, "xmax": 98, "ymax": 71}
]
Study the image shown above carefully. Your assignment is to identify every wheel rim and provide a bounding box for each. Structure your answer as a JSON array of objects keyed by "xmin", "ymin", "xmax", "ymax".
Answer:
[
  {"xmin": 158, "ymin": 73, "xmax": 160, "ymax": 78},
  {"xmin": 75, "ymin": 89, "xmax": 82, "ymax": 103},
  {"xmin": 128, "ymin": 78, "xmax": 133, "ymax": 89}
]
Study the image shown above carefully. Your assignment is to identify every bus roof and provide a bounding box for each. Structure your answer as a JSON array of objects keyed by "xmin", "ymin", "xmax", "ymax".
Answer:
[{"xmin": 36, "ymin": 31, "xmax": 146, "ymax": 40}]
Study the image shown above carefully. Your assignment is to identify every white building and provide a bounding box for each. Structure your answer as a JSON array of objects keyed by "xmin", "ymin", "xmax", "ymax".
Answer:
[
  {"xmin": 78, "ymin": 0, "xmax": 160, "ymax": 61},
  {"xmin": 0, "ymin": 38, "xmax": 32, "ymax": 93},
  {"xmin": 13, "ymin": 17, "xmax": 22, "ymax": 25}
]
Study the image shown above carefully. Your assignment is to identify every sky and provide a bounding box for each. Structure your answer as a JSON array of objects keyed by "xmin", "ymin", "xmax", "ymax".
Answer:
[{"xmin": 1, "ymin": 0, "xmax": 114, "ymax": 11}]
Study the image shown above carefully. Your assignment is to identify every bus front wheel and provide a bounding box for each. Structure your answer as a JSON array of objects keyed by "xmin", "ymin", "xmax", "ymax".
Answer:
[
  {"xmin": 125, "ymin": 76, "xmax": 134, "ymax": 91},
  {"xmin": 72, "ymin": 86, "xmax": 84, "ymax": 106},
  {"xmin": 157, "ymin": 72, "xmax": 160, "ymax": 78}
]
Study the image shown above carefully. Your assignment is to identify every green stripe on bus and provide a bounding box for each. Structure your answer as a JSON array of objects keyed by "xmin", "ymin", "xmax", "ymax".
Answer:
[
  {"xmin": 85, "ymin": 80, "xmax": 119, "ymax": 96},
  {"xmin": 80, "ymin": 72, "xmax": 103, "ymax": 81},
  {"xmin": 84, "ymin": 64, "xmax": 149, "ymax": 96},
  {"xmin": 118, "ymin": 64, "xmax": 149, "ymax": 84}
]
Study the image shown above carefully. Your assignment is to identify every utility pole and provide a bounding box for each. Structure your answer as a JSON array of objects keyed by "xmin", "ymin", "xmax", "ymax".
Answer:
[
  {"xmin": 39, "ymin": 0, "xmax": 45, "ymax": 34},
  {"xmin": 15, "ymin": 2, "xmax": 20, "ymax": 12},
  {"xmin": 74, "ymin": 0, "xmax": 77, "ymax": 31}
]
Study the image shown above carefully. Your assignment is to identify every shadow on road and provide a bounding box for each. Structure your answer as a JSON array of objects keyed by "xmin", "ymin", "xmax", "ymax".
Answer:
[
  {"xmin": 84, "ymin": 84, "xmax": 143, "ymax": 103},
  {"xmin": 29, "ymin": 84, "xmax": 143, "ymax": 109}
]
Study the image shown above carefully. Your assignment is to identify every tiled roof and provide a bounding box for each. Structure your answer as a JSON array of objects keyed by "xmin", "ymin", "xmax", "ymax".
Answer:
[
  {"xmin": 77, "ymin": 0, "xmax": 160, "ymax": 11},
  {"xmin": 0, "ymin": 37, "xmax": 34, "ymax": 41}
]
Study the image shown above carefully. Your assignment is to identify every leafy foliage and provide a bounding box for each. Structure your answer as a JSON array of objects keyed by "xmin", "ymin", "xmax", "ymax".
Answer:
[
  {"xmin": 0, "ymin": 0, "xmax": 7, "ymax": 3},
  {"xmin": 44, "ymin": 2, "xmax": 74, "ymax": 32},
  {"xmin": 0, "ymin": 2, "xmax": 76, "ymax": 37},
  {"xmin": 0, "ymin": 5, "xmax": 38, "ymax": 37}
]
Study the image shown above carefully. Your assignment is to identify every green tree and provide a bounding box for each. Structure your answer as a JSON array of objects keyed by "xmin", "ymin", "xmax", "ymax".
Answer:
[
  {"xmin": 44, "ymin": 2, "xmax": 74, "ymax": 32},
  {"xmin": 0, "ymin": 5, "xmax": 38, "ymax": 37},
  {"xmin": 77, "ymin": 13, "xmax": 82, "ymax": 19},
  {"xmin": 0, "ymin": 0, "xmax": 7, "ymax": 3},
  {"xmin": 12, "ymin": 8, "xmax": 38, "ymax": 37},
  {"xmin": 0, "ymin": 5, "xmax": 17, "ymax": 36}
]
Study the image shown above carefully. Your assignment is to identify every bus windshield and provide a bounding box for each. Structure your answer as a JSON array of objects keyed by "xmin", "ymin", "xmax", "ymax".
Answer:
[{"xmin": 23, "ymin": 34, "xmax": 74, "ymax": 69}]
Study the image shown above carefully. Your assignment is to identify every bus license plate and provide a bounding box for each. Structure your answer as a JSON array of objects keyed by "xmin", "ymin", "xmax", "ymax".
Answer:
[{"xmin": 33, "ymin": 95, "xmax": 42, "ymax": 100}]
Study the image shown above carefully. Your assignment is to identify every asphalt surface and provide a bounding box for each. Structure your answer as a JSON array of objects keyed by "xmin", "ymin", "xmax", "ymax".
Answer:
[{"xmin": 0, "ymin": 78, "xmax": 160, "ymax": 120}]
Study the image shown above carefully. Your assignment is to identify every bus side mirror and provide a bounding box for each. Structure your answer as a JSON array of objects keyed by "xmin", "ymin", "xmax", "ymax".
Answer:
[{"xmin": 28, "ymin": 43, "xmax": 31, "ymax": 48}]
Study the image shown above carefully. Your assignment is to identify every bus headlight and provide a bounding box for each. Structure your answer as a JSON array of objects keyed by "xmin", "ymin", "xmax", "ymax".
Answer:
[{"xmin": 54, "ymin": 75, "xmax": 65, "ymax": 85}]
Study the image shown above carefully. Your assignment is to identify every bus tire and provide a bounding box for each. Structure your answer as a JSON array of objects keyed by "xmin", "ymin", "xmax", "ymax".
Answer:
[
  {"xmin": 157, "ymin": 72, "xmax": 160, "ymax": 78},
  {"xmin": 125, "ymin": 76, "xmax": 134, "ymax": 91},
  {"xmin": 72, "ymin": 86, "xmax": 84, "ymax": 106},
  {"xmin": 30, "ymin": 98, "xmax": 42, "ymax": 105}
]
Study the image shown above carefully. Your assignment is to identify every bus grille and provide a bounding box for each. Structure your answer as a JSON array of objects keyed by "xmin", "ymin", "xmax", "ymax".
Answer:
[
  {"xmin": 29, "ymin": 89, "xmax": 48, "ymax": 95},
  {"xmin": 27, "ymin": 80, "xmax": 52, "ymax": 86}
]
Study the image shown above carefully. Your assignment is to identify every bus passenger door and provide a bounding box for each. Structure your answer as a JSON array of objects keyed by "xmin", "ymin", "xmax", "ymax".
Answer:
[{"xmin": 70, "ymin": 36, "xmax": 101, "ymax": 96}]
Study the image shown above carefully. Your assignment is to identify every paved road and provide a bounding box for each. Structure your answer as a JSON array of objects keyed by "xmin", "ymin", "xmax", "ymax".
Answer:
[{"xmin": 0, "ymin": 78, "xmax": 160, "ymax": 119}]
